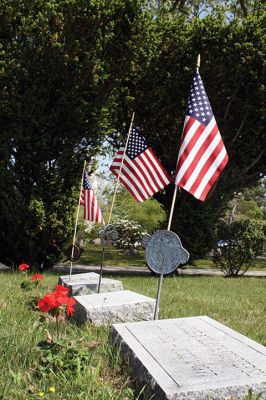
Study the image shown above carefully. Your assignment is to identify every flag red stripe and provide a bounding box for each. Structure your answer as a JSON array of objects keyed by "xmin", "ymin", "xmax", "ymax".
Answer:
[
  {"xmin": 178, "ymin": 124, "xmax": 219, "ymax": 188},
  {"xmin": 110, "ymin": 164, "xmax": 146, "ymax": 202},
  {"xmin": 110, "ymin": 139, "xmax": 172, "ymax": 201},
  {"xmin": 81, "ymin": 188, "xmax": 104, "ymax": 224},
  {"xmin": 144, "ymin": 149, "xmax": 171, "ymax": 187},
  {"xmin": 128, "ymin": 156, "xmax": 159, "ymax": 194},
  {"xmin": 176, "ymin": 120, "xmax": 205, "ymax": 173},
  {"xmin": 148, "ymin": 149, "xmax": 172, "ymax": 186},
  {"xmin": 116, "ymin": 174, "xmax": 144, "ymax": 202},
  {"xmin": 118, "ymin": 157, "xmax": 153, "ymax": 198},
  {"xmin": 111, "ymin": 151, "xmax": 166, "ymax": 198},
  {"xmin": 136, "ymin": 152, "xmax": 162, "ymax": 192},
  {"xmin": 198, "ymin": 152, "xmax": 229, "ymax": 201},
  {"xmin": 112, "ymin": 152, "xmax": 159, "ymax": 195},
  {"xmin": 186, "ymin": 138, "xmax": 225, "ymax": 195}
]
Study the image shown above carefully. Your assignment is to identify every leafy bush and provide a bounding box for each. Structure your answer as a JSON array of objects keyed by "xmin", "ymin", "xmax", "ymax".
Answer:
[
  {"xmin": 113, "ymin": 220, "xmax": 145, "ymax": 251},
  {"xmin": 213, "ymin": 219, "xmax": 265, "ymax": 277}
]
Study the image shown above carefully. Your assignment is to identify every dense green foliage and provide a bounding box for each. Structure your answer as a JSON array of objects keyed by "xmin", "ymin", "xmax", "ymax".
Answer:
[
  {"xmin": 110, "ymin": 7, "xmax": 265, "ymax": 257},
  {"xmin": 214, "ymin": 219, "xmax": 266, "ymax": 276},
  {"xmin": 0, "ymin": 0, "xmax": 155, "ymax": 266},
  {"xmin": 0, "ymin": 0, "xmax": 265, "ymax": 265},
  {"xmin": 103, "ymin": 185, "xmax": 167, "ymax": 233}
]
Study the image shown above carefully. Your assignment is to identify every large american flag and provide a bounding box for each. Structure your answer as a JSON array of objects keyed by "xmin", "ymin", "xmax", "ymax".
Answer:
[
  {"xmin": 80, "ymin": 170, "xmax": 105, "ymax": 224},
  {"xmin": 110, "ymin": 126, "xmax": 172, "ymax": 202},
  {"xmin": 175, "ymin": 72, "xmax": 229, "ymax": 201}
]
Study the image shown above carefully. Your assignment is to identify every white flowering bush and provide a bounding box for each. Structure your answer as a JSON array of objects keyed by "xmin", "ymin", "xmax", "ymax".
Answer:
[{"xmin": 113, "ymin": 220, "xmax": 146, "ymax": 250}]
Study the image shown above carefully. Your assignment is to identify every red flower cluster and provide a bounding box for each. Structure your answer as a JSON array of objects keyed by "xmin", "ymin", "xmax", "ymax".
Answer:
[
  {"xmin": 18, "ymin": 263, "xmax": 30, "ymax": 271},
  {"xmin": 31, "ymin": 274, "xmax": 44, "ymax": 281},
  {"xmin": 37, "ymin": 285, "xmax": 76, "ymax": 316}
]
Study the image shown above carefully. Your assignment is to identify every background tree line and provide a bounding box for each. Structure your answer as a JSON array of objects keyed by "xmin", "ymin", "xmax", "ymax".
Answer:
[{"xmin": 0, "ymin": 0, "xmax": 265, "ymax": 267}]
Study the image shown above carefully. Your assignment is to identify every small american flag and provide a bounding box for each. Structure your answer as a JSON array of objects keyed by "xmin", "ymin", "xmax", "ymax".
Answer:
[
  {"xmin": 110, "ymin": 126, "xmax": 172, "ymax": 202},
  {"xmin": 175, "ymin": 72, "xmax": 229, "ymax": 201},
  {"xmin": 80, "ymin": 170, "xmax": 105, "ymax": 224}
]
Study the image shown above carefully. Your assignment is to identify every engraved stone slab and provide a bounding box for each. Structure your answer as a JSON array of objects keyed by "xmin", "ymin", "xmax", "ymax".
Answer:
[
  {"xmin": 111, "ymin": 316, "xmax": 266, "ymax": 400},
  {"xmin": 73, "ymin": 290, "xmax": 156, "ymax": 326},
  {"xmin": 0, "ymin": 262, "xmax": 9, "ymax": 271},
  {"xmin": 58, "ymin": 272, "xmax": 123, "ymax": 296}
]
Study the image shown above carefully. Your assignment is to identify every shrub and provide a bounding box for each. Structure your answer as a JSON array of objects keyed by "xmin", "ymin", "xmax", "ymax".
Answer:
[
  {"xmin": 113, "ymin": 220, "xmax": 145, "ymax": 251},
  {"xmin": 213, "ymin": 219, "xmax": 265, "ymax": 277}
]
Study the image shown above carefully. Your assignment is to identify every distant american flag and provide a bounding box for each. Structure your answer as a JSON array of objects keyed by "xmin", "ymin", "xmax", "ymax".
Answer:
[
  {"xmin": 80, "ymin": 170, "xmax": 105, "ymax": 224},
  {"xmin": 175, "ymin": 72, "xmax": 229, "ymax": 201},
  {"xmin": 110, "ymin": 126, "xmax": 172, "ymax": 202}
]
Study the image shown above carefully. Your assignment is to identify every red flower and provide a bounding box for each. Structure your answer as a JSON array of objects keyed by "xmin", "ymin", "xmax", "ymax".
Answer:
[
  {"xmin": 37, "ymin": 293, "xmax": 60, "ymax": 313},
  {"xmin": 18, "ymin": 263, "xmax": 30, "ymax": 271},
  {"xmin": 53, "ymin": 285, "xmax": 70, "ymax": 305},
  {"xmin": 31, "ymin": 274, "xmax": 44, "ymax": 281},
  {"xmin": 55, "ymin": 285, "xmax": 70, "ymax": 297},
  {"xmin": 66, "ymin": 298, "xmax": 77, "ymax": 316},
  {"xmin": 37, "ymin": 284, "xmax": 76, "ymax": 317}
]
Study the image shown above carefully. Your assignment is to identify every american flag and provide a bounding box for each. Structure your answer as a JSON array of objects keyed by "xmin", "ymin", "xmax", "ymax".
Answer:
[
  {"xmin": 110, "ymin": 126, "xmax": 172, "ymax": 202},
  {"xmin": 175, "ymin": 72, "xmax": 229, "ymax": 201},
  {"xmin": 80, "ymin": 170, "xmax": 105, "ymax": 224}
]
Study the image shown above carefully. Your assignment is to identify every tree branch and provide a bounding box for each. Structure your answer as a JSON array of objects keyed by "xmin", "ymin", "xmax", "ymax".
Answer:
[
  {"xmin": 238, "ymin": 0, "xmax": 248, "ymax": 17},
  {"xmin": 231, "ymin": 115, "xmax": 247, "ymax": 145},
  {"xmin": 242, "ymin": 150, "xmax": 264, "ymax": 175},
  {"xmin": 223, "ymin": 69, "xmax": 241, "ymax": 122}
]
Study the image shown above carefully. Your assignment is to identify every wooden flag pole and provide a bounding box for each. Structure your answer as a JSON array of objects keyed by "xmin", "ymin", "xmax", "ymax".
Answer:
[
  {"xmin": 97, "ymin": 112, "xmax": 135, "ymax": 293},
  {"xmin": 153, "ymin": 185, "xmax": 178, "ymax": 320},
  {"xmin": 196, "ymin": 53, "xmax": 201, "ymax": 72},
  {"xmin": 154, "ymin": 54, "xmax": 201, "ymax": 320},
  {"xmin": 107, "ymin": 111, "xmax": 135, "ymax": 225},
  {"xmin": 69, "ymin": 160, "xmax": 87, "ymax": 281}
]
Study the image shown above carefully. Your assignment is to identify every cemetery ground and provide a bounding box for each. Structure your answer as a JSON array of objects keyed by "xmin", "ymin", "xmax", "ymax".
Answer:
[
  {"xmin": 79, "ymin": 244, "xmax": 266, "ymax": 270},
  {"xmin": 0, "ymin": 270, "xmax": 265, "ymax": 400}
]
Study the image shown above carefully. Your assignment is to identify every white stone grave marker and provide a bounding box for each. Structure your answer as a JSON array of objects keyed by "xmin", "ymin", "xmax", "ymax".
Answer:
[
  {"xmin": 73, "ymin": 290, "xmax": 156, "ymax": 325},
  {"xmin": 111, "ymin": 316, "xmax": 266, "ymax": 399},
  {"xmin": 58, "ymin": 272, "xmax": 123, "ymax": 296}
]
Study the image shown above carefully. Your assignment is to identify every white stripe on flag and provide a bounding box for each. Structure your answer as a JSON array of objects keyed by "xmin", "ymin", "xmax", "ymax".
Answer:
[
  {"xmin": 134, "ymin": 156, "xmax": 159, "ymax": 193},
  {"xmin": 193, "ymin": 146, "xmax": 228, "ymax": 199},
  {"xmin": 143, "ymin": 149, "xmax": 169, "ymax": 189},
  {"xmin": 146, "ymin": 149, "xmax": 171, "ymax": 186},
  {"xmin": 112, "ymin": 154, "xmax": 154, "ymax": 198},
  {"xmin": 183, "ymin": 131, "xmax": 222, "ymax": 192},
  {"xmin": 176, "ymin": 118, "xmax": 201, "ymax": 164},
  {"xmin": 119, "ymin": 161, "xmax": 150, "ymax": 199},
  {"xmin": 175, "ymin": 117, "xmax": 216, "ymax": 184}
]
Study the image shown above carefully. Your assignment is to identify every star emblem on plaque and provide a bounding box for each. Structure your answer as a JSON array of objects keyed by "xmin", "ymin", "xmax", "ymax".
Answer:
[{"xmin": 143, "ymin": 230, "xmax": 189, "ymax": 275}]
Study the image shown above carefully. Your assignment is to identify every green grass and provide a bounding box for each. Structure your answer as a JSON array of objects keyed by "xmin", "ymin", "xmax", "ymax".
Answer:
[
  {"xmin": 0, "ymin": 271, "xmax": 265, "ymax": 399},
  {"xmin": 77, "ymin": 243, "xmax": 266, "ymax": 270},
  {"xmin": 0, "ymin": 272, "xmax": 137, "ymax": 400},
  {"xmin": 78, "ymin": 243, "xmax": 145, "ymax": 267},
  {"xmin": 119, "ymin": 274, "xmax": 266, "ymax": 345}
]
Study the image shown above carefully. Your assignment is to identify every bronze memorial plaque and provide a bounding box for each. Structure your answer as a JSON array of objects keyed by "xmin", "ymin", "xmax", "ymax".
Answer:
[{"xmin": 144, "ymin": 230, "xmax": 189, "ymax": 275}]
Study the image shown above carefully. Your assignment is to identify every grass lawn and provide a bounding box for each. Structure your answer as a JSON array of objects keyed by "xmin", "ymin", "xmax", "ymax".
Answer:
[
  {"xmin": 0, "ymin": 271, "xmax": 265, "ymax": 399},
  {"xmin": 79, "ymin": 243, "xmax": 145, "ymax": 267},
  {"xmin": 78, "ymin": 244, "xmax": 266, "ymax": 270}
]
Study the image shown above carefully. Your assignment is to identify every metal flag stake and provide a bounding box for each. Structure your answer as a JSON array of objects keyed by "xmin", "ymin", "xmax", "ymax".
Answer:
[
  {"xmin": 69, "ymin": 160, "xmax": 87, "ymax": 281},
  {"xmin": 151, "ymin": 53, "xmax": 202, "ymax": 319},
  {"xmin": 97, "ymin": 112, "xmax": 135, "ymax": 293}
]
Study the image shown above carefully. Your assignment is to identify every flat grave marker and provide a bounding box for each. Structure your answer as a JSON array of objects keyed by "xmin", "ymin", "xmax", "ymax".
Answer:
[
  {"xmin": 111, "ymin": 316, "xmax": 266, "ymax": 400},
  {"xmin": 58, "ymin": 272, "xmax": 123, "ymax": 296},
  {"xmin": 73, "ymin": 290, "xmax": 156, "ymax": 326}
]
